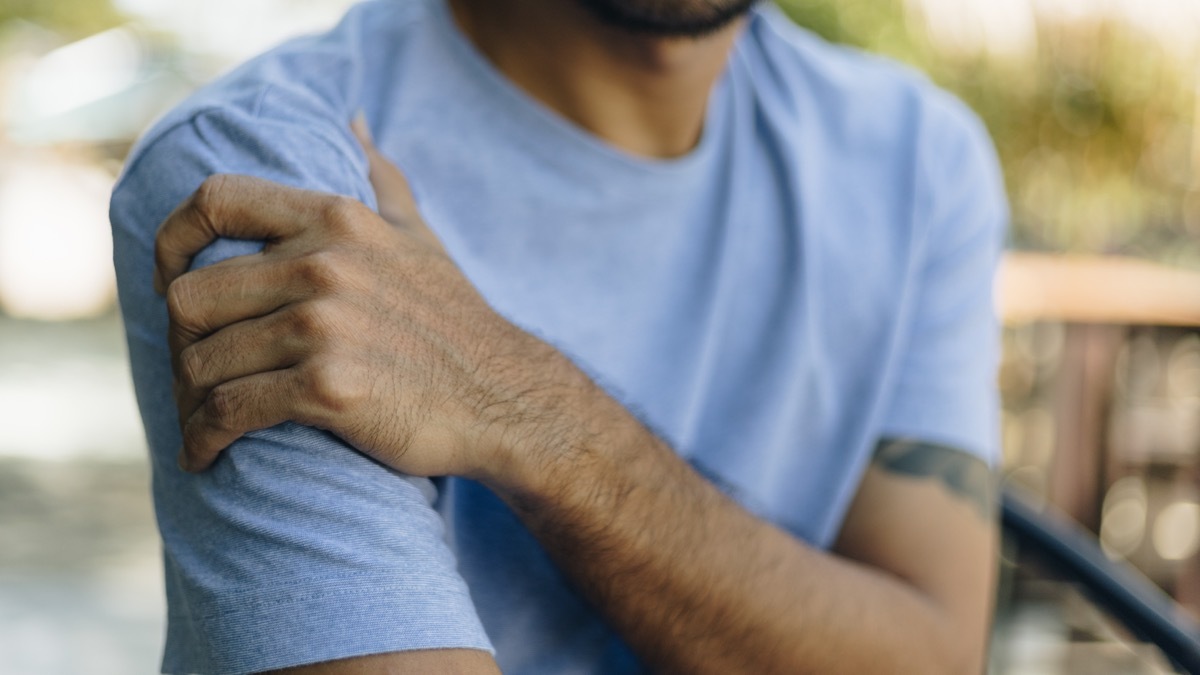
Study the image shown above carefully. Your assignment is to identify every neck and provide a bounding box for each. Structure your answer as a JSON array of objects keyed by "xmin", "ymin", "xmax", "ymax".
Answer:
[{"xmin": 448, "ymin": 0, "xmax": 745, "ymax": 159}]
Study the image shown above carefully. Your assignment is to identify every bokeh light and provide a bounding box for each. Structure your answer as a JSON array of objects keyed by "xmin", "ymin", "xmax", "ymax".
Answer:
[
  {"xmin": 1152, "ymin": 500, "xmax": 1200, "ymax": 562},
  {"xmin": 1, "ymin": 1, "xmax": 1198, "ymax": 673},
  {"xmin": 0, "ymin": 157, "xmax": 115, "ymax": 320}
]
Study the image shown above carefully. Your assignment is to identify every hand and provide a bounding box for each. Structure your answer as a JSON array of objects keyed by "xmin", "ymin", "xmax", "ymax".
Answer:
[{"xmin": 156, "ymin": 118, "xmax": 575, "ymax": 479}]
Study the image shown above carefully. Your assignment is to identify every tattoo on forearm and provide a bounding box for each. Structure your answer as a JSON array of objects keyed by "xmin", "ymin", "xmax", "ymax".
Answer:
[{"xmin": 873, "ymin": 438, "xmax": 994, "ymax": 519}]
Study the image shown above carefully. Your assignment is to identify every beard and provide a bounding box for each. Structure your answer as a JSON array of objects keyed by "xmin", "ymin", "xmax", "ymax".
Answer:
[{"xmin": 574, "ymin": 0, "xmax": 759, "ymax": 38}]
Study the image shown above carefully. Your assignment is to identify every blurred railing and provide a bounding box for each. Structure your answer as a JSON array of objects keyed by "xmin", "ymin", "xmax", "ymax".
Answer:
[
  {"xmin": 998, "ymin": 253, "xmax": 1200, "ymax": 618},
  {"xmin": 1001, "ymin": 489, "xmax": 1200, "ymax": 672}
]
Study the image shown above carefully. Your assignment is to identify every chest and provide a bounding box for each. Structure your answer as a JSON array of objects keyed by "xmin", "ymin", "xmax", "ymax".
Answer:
[{"xmin": 371, "ymin": 95, "xmax": 911, "ymax": 539}]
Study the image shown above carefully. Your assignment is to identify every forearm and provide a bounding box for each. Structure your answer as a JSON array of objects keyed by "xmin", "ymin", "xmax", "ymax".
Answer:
[{"xmin": 484, "ymin": 387, "xmax": 977, "ymax": 675}]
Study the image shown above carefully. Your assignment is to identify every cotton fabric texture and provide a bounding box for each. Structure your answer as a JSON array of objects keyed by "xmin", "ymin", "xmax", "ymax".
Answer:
[{"xmin": 110, "ymin": 1, "xmax": 1008, "ymax": 672}]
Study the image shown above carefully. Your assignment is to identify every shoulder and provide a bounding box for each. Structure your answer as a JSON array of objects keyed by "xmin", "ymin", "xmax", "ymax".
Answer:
[
  {"xmin": 118, "ymin": 0, "xmax": 431, "ymax": 190},
  {"xmin": 738, "ymin": 8, "xmax": 1005, "ymax": 248},
  {"xmin": 110, "ymin": 0, "xmax": 443, "ymax": 316},
  {"xmin": 111, "ymin": 2, "xmax": 445, "ymax": 241},
  {"xmin": 738, "ymin": 6, "xmax": 994, "ymax": 173}
]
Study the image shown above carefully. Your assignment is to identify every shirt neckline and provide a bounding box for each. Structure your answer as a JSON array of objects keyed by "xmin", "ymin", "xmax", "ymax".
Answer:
[{"xmin": 428, "ymin": 0, "xmax": 733, "ymax": 179}]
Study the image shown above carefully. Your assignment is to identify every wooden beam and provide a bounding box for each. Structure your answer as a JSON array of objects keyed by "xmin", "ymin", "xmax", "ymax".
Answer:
[{"xmin": 999, "ymin": 253, "xmax": 1200, "ymax": 327}]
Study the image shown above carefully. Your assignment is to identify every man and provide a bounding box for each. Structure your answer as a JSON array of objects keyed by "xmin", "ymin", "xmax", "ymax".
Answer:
[{"xmin": 110, "ymin": 0, "xmax": 1007, "ymax": 672}]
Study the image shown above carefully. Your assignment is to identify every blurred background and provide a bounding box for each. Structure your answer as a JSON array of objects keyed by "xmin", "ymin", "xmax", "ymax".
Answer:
[{"xmin": 0, "ymin": 0, "xmax": 1197, "ymax": 673}]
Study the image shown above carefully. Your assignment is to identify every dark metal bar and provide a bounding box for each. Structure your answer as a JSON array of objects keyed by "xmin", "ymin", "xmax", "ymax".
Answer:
[{"xmin": 1002, "ymin": 488, "xmax": 1200, "ymax": 673}]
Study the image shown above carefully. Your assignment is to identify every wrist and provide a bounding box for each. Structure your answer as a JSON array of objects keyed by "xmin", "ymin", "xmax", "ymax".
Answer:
[{"xmin": 469, "ymin": 350, "xmax": 631, "ymax": 507}]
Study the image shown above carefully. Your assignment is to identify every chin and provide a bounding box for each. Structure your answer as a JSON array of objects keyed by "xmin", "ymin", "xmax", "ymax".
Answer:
[{"xmin": 575, "ymin": 0, "xmax": 759, "ymax": 38}]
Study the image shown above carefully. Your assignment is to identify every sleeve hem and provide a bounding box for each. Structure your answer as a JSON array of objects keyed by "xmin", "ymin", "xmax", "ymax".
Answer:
[
  {"xmin": 876, "ymin": 422, "xmax": 1000, "ymax": 468},
  {"xmin": 163, "ymin": 577, "xmax": 494, "ymax": 674}
]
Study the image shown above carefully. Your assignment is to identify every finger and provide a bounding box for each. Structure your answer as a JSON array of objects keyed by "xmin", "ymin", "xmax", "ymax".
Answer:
[
  {"xmin": 351, "ymin": 113, "xmax": 417, "ymax": 224},
  {"xmin": 179, "ymin": 368, "xmax": 316, "ymax": 472},
  {"xmin": 165, "ymin": 255, "xmax": 310, "ymax": 361},
  {"xmin": 349, "ymin": 115, "xmax": 444, "ymax": 248},
  {"xmin": 154, "ymin": 174, "xmax": 347, "ymax": 293},
  {"xmin": 350, "ymin": 110, "xmax": 374, "ymax": 147},
  {"xmin": 174, "ymin": 307, "xmax": 311, "ymax": 427}
]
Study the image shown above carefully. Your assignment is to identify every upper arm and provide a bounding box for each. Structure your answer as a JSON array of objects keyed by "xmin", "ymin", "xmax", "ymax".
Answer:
[
  {"xmin": 111, "ymin": 94, "xmax": 494, "ymax": 673},
  {"xmin": 834, "ymin": 438, "xmax": 997, "ymax": 668},
  {"xmin": 831, "ymin": 95, "xmax": 1007, "ymax": 666},
  {"xmin": 880, "ymin": 91, "xmax": 1007, "ymax": 461}
]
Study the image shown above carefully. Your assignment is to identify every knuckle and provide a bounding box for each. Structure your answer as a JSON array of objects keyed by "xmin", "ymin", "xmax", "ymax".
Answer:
[
  {"xmin": 297, "ymin": 250, "xmax": 345, "ymax": 292},
  {"xmin": 290, "ymin": 301, "xmax": 331, "ymax": 340},
  {"xmin": 180, "ymin": 423, "xmax": 205, "ymax": 461},
  {"xmin": 191, "ymin": 174, "xmax": 229, "ymax": 221},
  {"xmin": 307, "ymin": 361, "xmax": 338, "ymax": 404},
  {"xmin": 164, "ymin": 277, "xmax": 193, "ymax": 322},
  {"xmin": 321, "ymin": 195, "xmax": 366, "ymax": 233},
  {"xmin": 205, "ymin": 384, "xmax": 239, "ymax": 428},
  {"xmin": 153, "ymin": 234, "xmax": 171, "ymax": 275},
  {"xmin": 307, "ymin": 360, "xmax": 358, "ymax": 412},
  {"xmin": 178, "ymin": 345, "xmax": 206, "ymax": 389}
]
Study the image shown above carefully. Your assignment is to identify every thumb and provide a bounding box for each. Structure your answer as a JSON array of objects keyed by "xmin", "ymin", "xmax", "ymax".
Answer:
[{"xmin": 351, "ymin": 112, "xmax": 422, "ymax": 230}]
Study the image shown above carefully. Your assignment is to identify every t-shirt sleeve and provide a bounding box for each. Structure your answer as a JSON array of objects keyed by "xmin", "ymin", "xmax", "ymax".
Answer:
[
  {"xmin": 110, "ymin": 89, "xmax": 493, "ymax": 674},
  {"xmin": 879, "ymin": 94, "xmax": 1009, "ymax": 465}
]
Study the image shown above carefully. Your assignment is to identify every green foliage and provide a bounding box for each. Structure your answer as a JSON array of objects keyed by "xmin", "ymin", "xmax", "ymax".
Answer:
[
  {"xmin": 0, "ymin": 0, "xmax": 124, "ymax": 40},
  {"xmin": 779, "ymin": 0, "xmax": 1200, "ymax": 267},
  {"xmin": 4, "ymin": 0, "xmax": 1196, "ymax": 264}
]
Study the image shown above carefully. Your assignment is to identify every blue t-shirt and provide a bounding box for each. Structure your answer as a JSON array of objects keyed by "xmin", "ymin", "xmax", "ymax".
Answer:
[{"xmin": 110, "ymin": 1, "xmax": 1007, "ymax": 672}]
